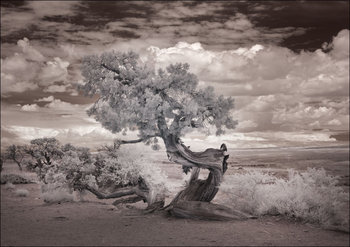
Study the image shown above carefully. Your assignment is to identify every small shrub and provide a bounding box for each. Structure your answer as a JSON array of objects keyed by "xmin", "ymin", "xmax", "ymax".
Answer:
[
  {"xmin": 15, "ymin": 189, "xmax": 29, "ymax": 197},
  {"xmin": 41, "ymin": 189, "xmax": 75, "ymax": 203},
  {"xmin": 220, "ymin": 168, "xmax": 349, "ymax": 232},
  {"xmin": 40, "ymin": 175, "xmax": 75, "ymax": 203},
  {"xmin": 1, "ymin": 174, "xmax": 32, "ymax": 184},
  {"xmin": 5, "ymin": 182, "xmax": 15, "ymax": 190}
]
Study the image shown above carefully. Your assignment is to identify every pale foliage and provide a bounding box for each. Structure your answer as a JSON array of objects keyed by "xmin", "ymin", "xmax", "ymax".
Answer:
[
  {"xmin": 5, "ymin": 183, "xmax": 15, "ymax": 190},
  {"xmin": 41, "ymin": 169, "xmax": 75, "ymax": 203},
  {"xmin": 81, "ymin": 51, "xmax": 237, "ymax": 141},
  {"xmin": 34, "ymin": 141, "xmax": 169, "ymax": 204},
  {"xmin": 220, "ymin": 168, "xmax": 349, "ymax": 231},
  {"xmin": 27, "ymin": 138, "xmax": 63, "ymax": 163},
  {"xmin": 40, "ymin": 184, "xmax": 75, "ymax": 203},
  {"xmin": 4, "ymin": 144, "xmax": 25, "ymax": 170},
  {"xmin": 15, "ymin": 189, "xmax": 29, "ymax": 197},
  {"xmin": 118, "ymin": 148, "xmax": 170, "ymax": 204}
]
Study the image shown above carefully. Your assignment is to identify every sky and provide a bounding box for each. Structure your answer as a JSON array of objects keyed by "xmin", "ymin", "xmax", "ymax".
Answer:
[{"xmin": 1, "ymin": 1, "xmax": 349, "ymax": 151}]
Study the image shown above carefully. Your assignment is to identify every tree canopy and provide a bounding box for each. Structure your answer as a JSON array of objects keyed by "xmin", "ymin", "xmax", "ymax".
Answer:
[{"xmin": 81, "ymin": 51, "xmax": 237, "ymax": 146}]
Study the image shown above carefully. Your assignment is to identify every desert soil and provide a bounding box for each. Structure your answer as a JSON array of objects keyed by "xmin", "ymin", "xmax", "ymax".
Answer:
[{"xmin": 1, "ymin": 182, "xmax": 349, "ymax": 246}]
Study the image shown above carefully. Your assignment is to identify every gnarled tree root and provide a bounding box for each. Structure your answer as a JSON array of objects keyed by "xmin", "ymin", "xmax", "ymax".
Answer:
[{"xmin": 166, "ymin": 200, "xmax": 256, "ymax": 220}]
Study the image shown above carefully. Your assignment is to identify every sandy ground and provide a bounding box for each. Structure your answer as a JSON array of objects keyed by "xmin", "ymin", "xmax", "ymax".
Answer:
[
  {"xmin": 1, "ymin": 182, "xmax": 349, "ymax": 246},
  {"xmin": 1, "ymin": 146, "xmax": 349, "ymax": 246}
]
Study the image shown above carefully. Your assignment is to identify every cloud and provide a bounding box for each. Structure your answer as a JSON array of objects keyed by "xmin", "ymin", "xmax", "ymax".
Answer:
[
  {"xmin": 0, "ymin": 78, "xmax": 39, "ymax": 95},
  {"xmin": 235, "ymin": 120, "xmax": 259, "ymax": 131},
  {"xmin": 4, "ymin": 125, "xmax": 60, "ymax": 141},
  {"xmin": 1, "ymin": 38, "xmax": 72, "ymax": 96},
  {"xmin": 325, "ymin": 29, "xmax": 349, "ymax": 60},
  {"xmin": 37, "ymin": 57, "xmax": 70, "ymax": 86},
  {"xmin": 147, "ymin": 42, "xmax": 297, "ymax": 85},
  {"xmin": 1, "ymin": 1, "xmax": 81, "ymax": 39},
  {"xmin": 148, "ymin": 29, "xmax": 348, "ymax": 95},
  {"xmin": 152, "ymin": 1, "xmax": 225, "ymax": 19},
  {"xmin": 271, "ymin": 102, "xmax": 348, "ymax": 131},
  {"xmin": 271, "ymin": 131, "xmax": 337, "ymax": 143},
  {"xmin": 0, "ymin": 100, "xmax": 114, "ymax": 148},
  {"xmin": 45, "ymin": 98, "xmax": 81, "ymax": 111},
  {"xmin": 36, "ymin": 95, "xmax": 55, "ymax": 102},
  {"xmin": 43, "ymin": 85, "xmax": 69, "ymax": 93},
  {"xmin": 27, "ymin": 1, "xmax": 81, "ymax": 18},
  {"xmin": 327, "ymin": 119, "xmax": 342, "ymax": 126},
  {"xmin": 246, "ymin": 95, "xmax": 276, "ymax": 112},
  {"xmin": 0, "ymin": 9, "xmax": 36, "ymax": 38},
  {"xmin": 21, "ymin": 104, "xmax": 39, "ymax": 112},
  {"xmin": 17, "ymin": 38, "xmax": 45, "ymax": 62},
  {"xmin": 1, "ymin": 40, "xmax": 42, "ymax": 94},
  {"xmin": 224, "ymin": 13, "xmax": 254, "ymax": 30}
]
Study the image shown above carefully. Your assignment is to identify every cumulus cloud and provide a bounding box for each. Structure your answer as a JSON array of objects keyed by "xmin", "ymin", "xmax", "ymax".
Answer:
[
  {"xmin": 148, "ymin": 30, "xmax": 348, "ymax": 94},
  {"xmin": 1, "ymin": 38, "xmax": 72, "ymax": 96},
  {"xmin": 45, "ymin": 98, "xmax": 80, "ymax": 111},
  {"xmin": 17, "ymin": 38, "xmax": 45, "ymax": 62},
  {"xmin": 325, "ymin": 29, "xmax": 349, "ymax": 60},
  {"xmin": 21, "ymin": 104, "xmax": 39, "ymax": 112},
  {"xmin": 1, "ymin": 100, "xmax": 114, "ymax": 148},
  {"xmin": 272, "ymin": 102, "xmax": 348, "ymax": 131},
  {"xmin": 0, "ymin": 78, "xmax": 38, "ymax": 95},
  {"xmin": 36, "ymin": 95, "xmax": 55, "ymax": 102},
  {"xmin": 37, "ymin": 57, "xmax": 69, "ymax": 86},
  {"xmin": 327, "ymin": 119, "xmax": 342, "ymax": 126}
]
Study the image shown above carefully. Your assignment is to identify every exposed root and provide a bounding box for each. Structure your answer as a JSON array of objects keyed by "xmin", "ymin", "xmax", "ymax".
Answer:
[{"xmin": 166, "ymin": 200, "xmax": 255, "ymax": 221}]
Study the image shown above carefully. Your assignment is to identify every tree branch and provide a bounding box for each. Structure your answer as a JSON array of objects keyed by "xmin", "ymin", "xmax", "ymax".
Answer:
[
  {"xmin": 101, "ymin": 63, "xmax": 120, "ymax": 75},
  {"xmin": 112, "ymin": 195, "xmax": 144, "ymax": 206},
  {"xmin": 84, "ymin": 185, "xmax": 137, "ymax": 199},
  {"xmin": 116, "ymin": 135, "xmax": 161, "ymax": 146},
  {"xmin": 101, "ymin": 63, "xmax": 129, "ymax": 83},
  {"xmin": 159, "ymin": 91, "xmax": 183, "ymax": 110}
]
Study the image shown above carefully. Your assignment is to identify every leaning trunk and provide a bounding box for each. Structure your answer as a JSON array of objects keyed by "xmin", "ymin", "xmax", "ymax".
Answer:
[
  {"xmin": 160, "ymin": 134, "xmax": 248, "ymax": 220},
  {"xmin": 163, "ymin": 134, "xmax": 226, "ymax": 199}
]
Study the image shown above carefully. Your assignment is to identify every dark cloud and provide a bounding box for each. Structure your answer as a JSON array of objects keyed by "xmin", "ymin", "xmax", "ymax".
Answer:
[{"xmin": 2, "ymin": 1, "xmax": 347, "ymax": 51}]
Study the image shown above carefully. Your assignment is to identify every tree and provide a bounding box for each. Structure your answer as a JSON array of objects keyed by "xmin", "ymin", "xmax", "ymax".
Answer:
[
  {"xmin": 80, "ymin": 51, "xmax": 250, "ymax": 220},
  {"xmin": 28, "ymin": 140, "xmax": 169, "ymax": 207},
  {"xmin": 25, "ymin": 138, "xmax": 63, "ymax": 182},
  {"xmin": 5, "ymin": 144, "xmax": 25, "ymax": 171}
]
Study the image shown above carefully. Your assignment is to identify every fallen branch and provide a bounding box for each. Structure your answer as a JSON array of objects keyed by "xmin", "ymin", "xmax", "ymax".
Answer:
[{"xmin": 84, "ymin": 185, "xmax": 137, "ymax": 199}]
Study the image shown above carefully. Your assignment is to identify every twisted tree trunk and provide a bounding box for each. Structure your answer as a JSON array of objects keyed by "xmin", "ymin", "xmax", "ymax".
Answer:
[{"xmin": 160, "ymin": 134, "xmax": 251, "ymax": 220}]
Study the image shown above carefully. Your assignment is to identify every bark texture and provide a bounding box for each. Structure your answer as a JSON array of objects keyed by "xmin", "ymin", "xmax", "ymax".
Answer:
[{"xmin": 161, "ymin": 135, "xmax": 250, "ymax": 220}]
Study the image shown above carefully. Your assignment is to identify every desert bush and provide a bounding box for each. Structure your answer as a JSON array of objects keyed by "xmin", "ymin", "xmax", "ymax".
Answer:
[
  {"xmin": 0, "ymin": 174, "xmax": 32, "ymax": 184},
  {"xmin": 31, "ymin": 140, "xmax": 169, "ymax": 204},
  {"xmin": 220, "ymin": 168, "xmax": 349, "ymax": 232},
  {"xmin": 15, "ymin": 189, "xmax": 29, "ymax": 197},
  {"xmin": 4, "ymin": 145, "xmax": 26, "ymax": 170},
  {"xmin": 40, "ymin": 182, "xmax": 75, "ymax": 203},
  {"xmin": 5, "ymin": 182, "xmax": 15, "ymax": 190}
]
